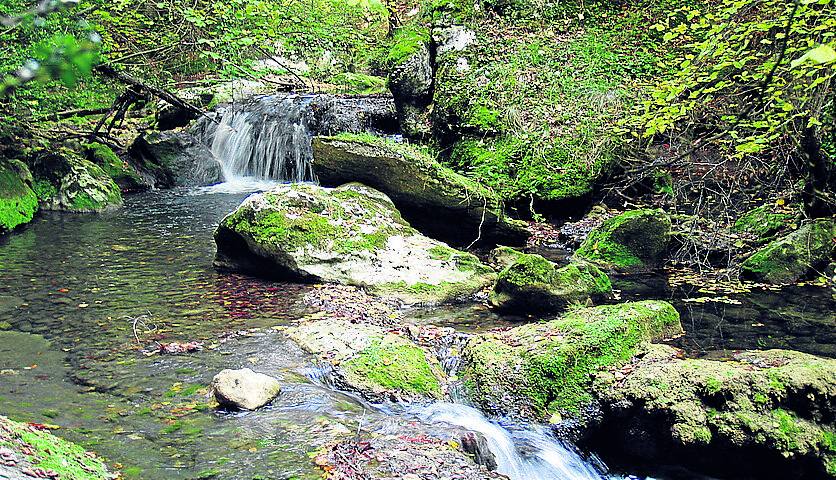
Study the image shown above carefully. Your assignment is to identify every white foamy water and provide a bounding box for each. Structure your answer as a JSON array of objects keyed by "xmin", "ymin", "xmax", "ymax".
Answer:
[{"xmin": 417, "ymin": 403, "xmax": 607, "ymax": 480}]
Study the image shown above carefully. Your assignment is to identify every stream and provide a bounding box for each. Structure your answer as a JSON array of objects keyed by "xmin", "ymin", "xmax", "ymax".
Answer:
[{"xmin": 0, "ymin": 185, "xmax": 833, "ymax": 480}]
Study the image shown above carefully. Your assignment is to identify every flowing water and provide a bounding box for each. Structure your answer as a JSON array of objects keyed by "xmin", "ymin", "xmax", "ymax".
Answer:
[
  {"xmin": 193, "ymin": 94, "xmax": 397, "ymax": 185},
  {"xmin": 0, "ymin": 187, "xmax": 619, "ymax": 480}
]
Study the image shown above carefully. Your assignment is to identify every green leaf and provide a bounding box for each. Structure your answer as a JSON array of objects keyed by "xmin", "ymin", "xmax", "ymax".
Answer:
[{"xmin": 790, "ymin": 44, "xmax": 836, "ymax": 68}]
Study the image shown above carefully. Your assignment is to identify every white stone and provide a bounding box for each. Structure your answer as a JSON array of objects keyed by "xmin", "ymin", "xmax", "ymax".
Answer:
[{"xmin": 211, "ymin": 368, "xmax": 281, "ymax": 410}]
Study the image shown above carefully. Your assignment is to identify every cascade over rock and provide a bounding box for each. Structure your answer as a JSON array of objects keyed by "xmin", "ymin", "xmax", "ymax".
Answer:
[
  {"xmin": 194, "ymin": 94, "xmax": 397, "ymax": 183},
  {"xmin": 214, "ymin": 183, "xmax": 496, "ymax": 304}
]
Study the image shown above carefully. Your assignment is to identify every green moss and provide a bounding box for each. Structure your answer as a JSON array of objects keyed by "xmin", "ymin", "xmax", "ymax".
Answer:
[
  {"xmin": 733, "ymin": 205, "xmax": 796, "ymax": 241},
  {"xmin": 740, "ymin": 219, "xmax": 836, "ymax": 284},
  {"xmin": 0, "ymin": 163, "xmax": 38, "ymax": 233},
  {"xmin": 0, "ymin": 416, "xmax": 111, "ymax": 480},
  {"xmin": 32, "ymin": 178, "xmax": 57, "ymax": 201},
  {"xmin": 575, "ymin": 209, "xmax": 671, "ymax": 269},
  {"xmin": 465, "ymin": 300, "xmax": 681, "ymax": 417},
  {"xmin": 342, "ymin": 339, "xmax": 442, "ymax": 397},
  {"xmin": 328, "ymin": 72, "xmax": 387, "ymax": 95},
  {"xmin": 85, "ymin": 142, "xmax": 143, "ymax": 190},
  {"xmin": 491, "ymin": 253, "xmax": 612, "ymax": 312},
  {"xmin": 428, "ymin": 245, "xmax": 455, "ymax": 260},
  {"xmin": 386, "ymin": 25, "xmax": 430, "ymax": 67}
]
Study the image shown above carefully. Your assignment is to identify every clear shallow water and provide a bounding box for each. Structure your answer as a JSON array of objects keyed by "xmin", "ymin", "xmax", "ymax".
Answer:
[{"xmin": 0, "ymin": 188, "xmax": 615, "ymax": 480}]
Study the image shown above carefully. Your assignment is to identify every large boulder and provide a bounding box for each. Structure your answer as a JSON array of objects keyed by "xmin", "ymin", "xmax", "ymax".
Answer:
[
  {"xmin": 740, "ymin": 218, "xmax": 836, "ymax": 285},
  {"xmin": 733, "ymin": 204, "xmax": 799, "ymax": 243},
  {"xmin": 84, "ymin": 142, "xmax": 147, "ymax": 192},
  {"xmin": 0, "ymin": 159, "xmax": 38, "ymax": 234},
  {"xmin": 462, "ymin": 301, "xmax": 683, "ymax": 420},
  {"xmin": 574, "ymin": 209, "xmax": 672, "ymax": 270},
  {"xmin": 214, "ymin": 183, "xmax": 496, "ymax": 304},
  {"xmin": 129, "ymin": 131, "xmax": 222, "ymax": 187},
  {"xmin": 312, "ymin": 135, "xmax": 529, "ymax": 246},
  {"xmin": 489, "ymin": 253, "xmax": 612, "ymax": 313},
  {"xmin": 211, "ymin": 368, "xmax": 281, "ymax": 410},
  {"xmin": 287, "ymin": 318, "xmax": 445, "ymax": 401},
  {"xmin": 590, "ymin": 345, "xmax": 836, "ymax": 479},
  {"xmin": 29, "ymin": 148, "xmax": 122, "ymax": 213}
]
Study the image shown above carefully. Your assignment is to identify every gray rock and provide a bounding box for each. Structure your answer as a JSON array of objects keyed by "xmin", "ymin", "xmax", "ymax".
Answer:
[
  {"xmin": 129, "ymin": 131, "xmax": 222, "ymax": 187},
  {"xmin": 214, "ymin": 183, "xmax": 497, "ymax": 305},
  {"xmin": 29, "ymin": 148, "xmax": 122, "ymax": 213},
  {"xmin": 312, "ymin": 136, "xmax": 529, "ymax": 247},
  {"xmin": 211, "ymin": 368, "xmax": 281, "ymax": 410}
]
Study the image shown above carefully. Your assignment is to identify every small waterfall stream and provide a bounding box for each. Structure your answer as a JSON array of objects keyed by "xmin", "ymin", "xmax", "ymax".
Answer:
[
  {"xmin": 193, "ymin": 94, "xmax": 397, "ymax": 188},
  {"xmin": 417, "ymin": 403, "xmax": 607, "ymax": 480}
]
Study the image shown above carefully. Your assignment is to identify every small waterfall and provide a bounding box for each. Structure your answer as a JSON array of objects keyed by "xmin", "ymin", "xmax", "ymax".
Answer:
[
  {"xmin": 417, "ymin": 403, "xmax": 607, "ymax": 480},
  {"xmin": 193, "ymin": 94, "xmax": 397, "ymax": 188},
  {"xmin": 196, "ymin": 95, "xmax": 317, "ymax": 185}
]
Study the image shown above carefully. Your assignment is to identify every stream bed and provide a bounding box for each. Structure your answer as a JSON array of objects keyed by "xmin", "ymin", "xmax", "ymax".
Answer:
[{"xmin": 0, "ymin": 187, "xmax": 833, "ymax": 480}]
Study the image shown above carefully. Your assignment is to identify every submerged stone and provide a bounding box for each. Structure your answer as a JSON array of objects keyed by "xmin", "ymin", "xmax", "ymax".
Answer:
[
  {"xmin": 463, "ymin": 300, "xmax": 682, "ymax": 419},
  {"xmin": 489, "ymin": 253, "xmax": 612, "ymax": 314},
  {"xmin": 287, "ymin": 318, "xmax": 445, "ymax": 401},
  {"xmin": 214, "ymin": 182, "xmax": 496, "ymax": 304},
  {"xmin": 591, "ymin": 345, "xmax": 836, "ymax": 479},
  {"xmin": 0, "ymin": 159, "xmax": 38, "ymax": 234},
  {"xmin": 29, "ymin": 148, "xmax": 122, "ymax": 213},
  {"xmin": 312, "ymin": 134, "xmax": 529, "ymax": 247},
  {"xmin": 574, "ymin": 209, "xmax": 671, "ymax": 270},
  {"xmin": 740, "ymin": 218, "xmax": 836, "ymax": 285},
  {"xmin": 211, "ymin": 368, "xmax": 281, "ymax": 410}
]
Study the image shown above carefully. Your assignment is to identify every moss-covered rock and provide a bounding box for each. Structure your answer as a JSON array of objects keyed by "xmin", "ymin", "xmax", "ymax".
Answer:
[
  {"xmin": 591, "ymin": 345, "xmax": 836, "ymax": 479},
  {"xmin": 29, "ymin": 149, "xmax": 122, "ymax": 213},
  {"xmin": 733, "ymin": 204, "xmax": 799, "ymax": 242},
  {"xmin": 462, "ymin": 300, "xmax": 682, "ymax": 419},
  {"xmin": 489, "ymin": 253, "xmax": 612, "ymax": 314},
  {"xmin": 287, "ymin": 318, "xmax": 444, "ymax": 401},
  {"xmin": 312, "ymin": 134, "xmax": 529, "ymax": 246},
  {"xmin": 0, "ymin": 415, "xmax": 114, "ymax": 480},
  {"xmin": 486, "ymin": 245, "xmax": 526, "ymax": 271},
  {"xmin": 85, "ymin": 142, "xmax": 145, "ymax": 192},
  {"xmin": 215, "ymin": 182, "xmax": 496, "ymax": 304},
  {"xmin": 386, "ymin": 26, "xmax": 434, "ymax": 139},
  {"xmin": 0, "ymin": 160, "xmax": 38, "ymax": 234},
  {"xmin": 574, "ymin": 209, "xmax": 672, "ymax": 270},
  {"xmin": 740, "ymin": 218, "xmax": 836, "ymax": 285}
]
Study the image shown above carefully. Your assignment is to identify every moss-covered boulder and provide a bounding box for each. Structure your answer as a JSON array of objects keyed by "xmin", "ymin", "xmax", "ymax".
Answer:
[
  {"xmin": 590, "ymin": 345, "xmax": 836, "ymax": 479},
  {"xmin": 0, "ymin": 160, "xmax": 38, "ymax": 234},
  {"xmin": 287, "ymin": 319, "xmax": 445, "ymax": 401},
  {"xmin": 85, "ymin": 142, "xmax": 146, "ymax": 192},
  {"xmin": 486, "ymin": 245, "xmax": 526, "ymax": 271},
  {"xmin": 29, "ymin": 149, "xmax": 122, "ymax": 213},
  {"xmin": 312, "ymin": 134, "xmax": 529, "ymax": 246},
  {"xmin": 215, "ymin": 183, "xmax": 496, "ymax": 304},
  {"xmin": 574, "ymin": 209, "xmax": 672, "ymax": 270},
  {"xmin": 462, "ymin": 300, "xmax": 682, "ymax": 419},
  {"xmin": 740, "ymin": 218, "xmax": 836, "ymax": 285},
  {"xmin": 733, "ymin": 204, "xmax": 799, "ymax": 242},
  {"xmin": 0, "ymin": 415, "xmax": 114, "ymax": 480},
  {"xmin": 489, "ymin": 253, "xmax": 612, "ymax": 314}
]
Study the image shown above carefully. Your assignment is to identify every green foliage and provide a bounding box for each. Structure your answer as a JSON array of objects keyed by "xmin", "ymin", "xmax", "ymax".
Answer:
[
  {"xmin": 386, "ymin": 25, "xmax": 430, "ymax": 67},
  {"xmin": 633, "ymin": 0, "xmax": 836, "ymax": 162},
  {"xmin": 0, "ymin": 162, "xmax": 38, "ymax": 233}
]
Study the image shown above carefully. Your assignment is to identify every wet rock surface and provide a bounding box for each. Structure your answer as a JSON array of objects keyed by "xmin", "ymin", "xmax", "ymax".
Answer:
[
  {"xmin": 29, "ymin": 148, "xmax": 123, "ymax": 213},
  {"xmin": 588, "ymin": 344, "xmax": 836, "ymax": 479},
  {"xmin": 489, "ymin": 253, "xmax": 612, "ymax": 314},
  {"xmin": 214, "ymin": 183, "xmax": 497, "ymax": 304},
  {"xmin": 463, "ymin": 301, "xmax": 683, "ymax": 420},
  {"xmin": 287, "ymin": 318, "xmax": 446, "ymax": 401},
  {"xmin": 129, "ymin": 131, "xmax": 222, "ymax": 187},
  {"xmin": 211, "ymin": 368, "xmax": 281, "ymax": 410},
  {"xmin": 312, "ymin": 135, "xmax": 530, "ymax": 247},
  {"xmin": 740, "ymin": 218, "xmax": 836, "ymax": 285}
]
